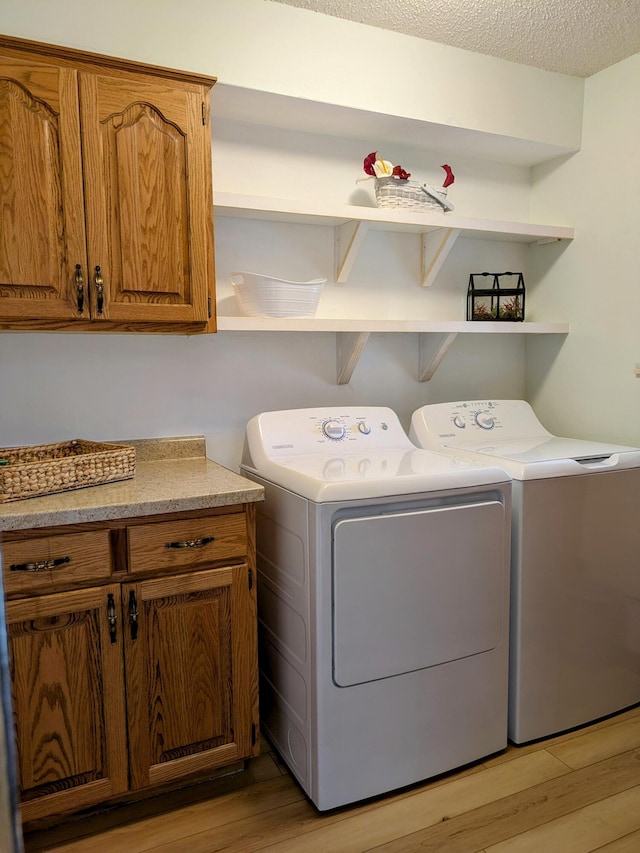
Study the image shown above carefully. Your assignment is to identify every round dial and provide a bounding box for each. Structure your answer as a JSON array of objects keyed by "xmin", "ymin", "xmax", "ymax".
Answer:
[
  {"xmin": 357, "ymin": 421, "xmax": 371, "ymax": 435},
  {"xmin": 452, "ymin": 415, "xmax": 466, "ymax": 429},
  {"xmin": 474, "ymin": 411, "xmax": 496, "ymax": 430},
  {"xmin": 322, "ymin": 420, "xmax": 346, "ymax": 441}
]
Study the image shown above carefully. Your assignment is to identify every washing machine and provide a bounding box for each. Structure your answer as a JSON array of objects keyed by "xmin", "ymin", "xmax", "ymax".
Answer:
[
  {"xmin": 240, "ymin": 406, "xmax": 511, "ymax": 811},
  {"xmin": 410, "ymin": 399, "xmax": 640, "ymax": 744}
]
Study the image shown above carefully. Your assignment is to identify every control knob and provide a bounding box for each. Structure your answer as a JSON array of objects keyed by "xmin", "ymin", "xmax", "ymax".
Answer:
[
  {"xmin": 322, "ymin": 420, "xmax": 346, "ymax": 441},
  {"xmin": 474, "ymin": 411, "xmax": 496, "ymax": 430}
]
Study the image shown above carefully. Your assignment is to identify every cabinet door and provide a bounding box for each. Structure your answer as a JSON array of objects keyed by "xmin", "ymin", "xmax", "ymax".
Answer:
[
  {"xmin": 6, "ymin": 584, "xmax": 128, "ymax": 822},
  {"xmin": 0, "ymin": 56, "xmax": 87, "ymax": 321},
  {"xmin": 79, "ymin": 73, "xmax": 215, "ymax": 325},
  {"xmin": 123, "ymin": 565, "xmax": 258, "ymax": 790}
]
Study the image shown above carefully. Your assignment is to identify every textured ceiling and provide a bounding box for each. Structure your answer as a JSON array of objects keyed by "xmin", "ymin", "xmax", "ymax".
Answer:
[{"xmin": 269, "ymin": 0, "xmax": 640, "ymax": 77}]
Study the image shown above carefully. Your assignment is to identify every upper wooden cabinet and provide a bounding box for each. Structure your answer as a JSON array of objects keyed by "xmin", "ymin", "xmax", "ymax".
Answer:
[
  {"xmin": 0, "ymin": 56, "xmax": 85, "ymax": 321},
  {"xmin": 0, "ymin": 36, "xmax": 216, "ymax": 333}
]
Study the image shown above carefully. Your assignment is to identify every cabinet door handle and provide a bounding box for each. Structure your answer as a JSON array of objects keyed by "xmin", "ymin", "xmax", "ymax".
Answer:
[
  {"xmin": 75, "ymin": 264, "xmax": 85, "ymax": 314},
  {"xmin": 164, "ymin": 536, "xmax": 215, "ymax": 550},
  {"xmin": 107, "ymin": 593, "xmax": 118, "ymax": 644},
  {"xmin": 94, "ymin": 265, "xmax": 104, "ymax": 315},
  {"xmin": 128, "ymin": 590, "xmax": 139, "ymax": 641},
  {"xmin": 9, "ymin": 556, "xmax": 71, "ymax": 572}
]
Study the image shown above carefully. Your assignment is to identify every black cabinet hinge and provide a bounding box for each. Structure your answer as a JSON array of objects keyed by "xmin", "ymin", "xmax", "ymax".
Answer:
[
  {"xmin": 251, "ymin": 723, "xmax": 257, "ymax": 746},
  {"xmin": 248, "ymin": 567, "xmax": 254, "ymax": 590},
  {"xmin": 208, "ymin": 296, "xmax": 212, "ymax": 319}
]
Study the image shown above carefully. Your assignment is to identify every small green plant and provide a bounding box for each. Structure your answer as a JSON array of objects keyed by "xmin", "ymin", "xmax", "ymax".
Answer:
[
  {"xmin": 472, "ymin": 303, "xmax": 496, "ymax": 320},
  {"xmin": 499, "ymin": 297, "xmax": 522, "ymax": 320}
]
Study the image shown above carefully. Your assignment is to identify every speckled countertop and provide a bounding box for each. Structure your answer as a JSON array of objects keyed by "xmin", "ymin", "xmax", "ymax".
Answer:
[{"xmin": 0, "ymin": 436, "xmax": 264, "ymax": 532}]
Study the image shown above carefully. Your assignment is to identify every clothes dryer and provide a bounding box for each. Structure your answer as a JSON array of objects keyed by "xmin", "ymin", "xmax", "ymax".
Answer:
[
  {"xmin": 410, "ymin": 399, "xmax": 640, "ymax": 744},
  {"xmin": 241, "ymin": 406, "xmax": 511, "ymax": 810}
]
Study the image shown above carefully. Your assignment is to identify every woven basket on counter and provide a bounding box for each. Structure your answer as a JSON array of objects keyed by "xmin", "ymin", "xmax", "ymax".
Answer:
[
  {"xmin": 0, "ymin": 439, "xmax": 136, "ymax": 503},
  {"xmin": 374, "ymin": 177, "xmax": 448, "ymax": 211}
]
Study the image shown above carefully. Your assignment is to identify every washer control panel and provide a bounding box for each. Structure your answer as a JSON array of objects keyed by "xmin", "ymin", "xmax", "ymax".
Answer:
[
  {"xmin": 411, "ymin": 400, "xmax": 550, "ymax": 449},
  {"xmin": 434, "ymin": 401, "xmax": 504, "ymax": 435},
  {"xmin": 253, "ymin": 406, "xmax": 413, "ymax": 457},
  {"xmin": 321, "ymin": 416, "xmax": 376, "ymax": 441}
]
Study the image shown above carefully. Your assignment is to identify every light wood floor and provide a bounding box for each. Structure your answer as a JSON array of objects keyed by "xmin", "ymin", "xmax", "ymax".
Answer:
[{"xmin": 23, "ymin": 703, "xmax": 640, "ymax": 853}]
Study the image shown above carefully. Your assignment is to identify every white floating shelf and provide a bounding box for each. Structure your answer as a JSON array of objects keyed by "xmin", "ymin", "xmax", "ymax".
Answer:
[
  {"xmin": 215, "ymin": 317, "xmax": 569, "ymax": 384},
  {"xmin": 210, "ymin": 84, "xmax": 577, "ymax": 169},
  {"xmin": 216, "ymin": 317, "xmax": 568, "ymax": 334},
  {"xmin": 214, "ymin": 192, "xmax": 572, "ymax": 381},
  {"xmin": 215, "ymin": 192, "xmax": 574, "ymax": 287},
  {"xmin": 215, "ymin": 192, "xmax": 574, "ymax": 242}
]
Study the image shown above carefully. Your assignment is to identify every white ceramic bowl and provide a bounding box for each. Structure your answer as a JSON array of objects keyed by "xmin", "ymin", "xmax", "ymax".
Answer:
[{"xmin": 230, "ymin": 272, "xmax": 326, "ymax": 318}]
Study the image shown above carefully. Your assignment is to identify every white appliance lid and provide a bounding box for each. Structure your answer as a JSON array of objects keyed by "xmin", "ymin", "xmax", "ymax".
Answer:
[
  {"xmin": 242, "ymin": 406, "xmax": 510, "ymax": 501},
  {"xmin": 450, "ymin": 435, "xmax": 638, "ymax": 464},
  {"xmin": 410, "ymin": 400, "xmax": 640, "ymax": 480}
]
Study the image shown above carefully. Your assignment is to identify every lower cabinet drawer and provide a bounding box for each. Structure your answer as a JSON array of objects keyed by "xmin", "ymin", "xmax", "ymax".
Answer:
[
  {"xmin": 2, "ymin": 530, "xmax": 113, "ymax": 596},
  {"xmin": 127, "ymin": 512, "xmax": 248, "ymax": 574}
]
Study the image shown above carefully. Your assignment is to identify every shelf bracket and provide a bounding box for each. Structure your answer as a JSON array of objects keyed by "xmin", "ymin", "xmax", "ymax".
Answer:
[
  {"xmin": 421, "ymin": 228, "xmax": 461, "ymax": 287},
  {"xmin": 335, "ymin": 220, "xmax": 369, "ymax": 283},
  {"xmin": 336, "ymin": 331, "xmax": 370, "ymax": 384},
  {"xmin": 418, "ymin": 332, "xmax": 458, "ymax": 381}
]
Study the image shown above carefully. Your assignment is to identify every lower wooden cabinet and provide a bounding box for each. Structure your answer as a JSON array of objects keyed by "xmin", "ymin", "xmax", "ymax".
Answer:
[
  {"xmin": 6, "ymin": 584, "xmax": 129, "ymax": 821},
  {"xmin": 1, "ymin": 505, "xmax": 259, "ymax": 824},
  {"xmin": 123, "ymin": 565, "xmax": 257, "ymax": 791}
]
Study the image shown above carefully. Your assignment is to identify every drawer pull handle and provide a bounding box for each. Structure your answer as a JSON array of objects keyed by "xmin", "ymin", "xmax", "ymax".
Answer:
[
  {"xmin": 107, "ymin": 593, "xmax": 118, "ymax": 644},
  {"xmin": 165, "ymin": 536, "xmax": 215, "ymax": 550},
  {"xmin": 9, "ymin": 556, "xmax": 71, "ymax": 573}
]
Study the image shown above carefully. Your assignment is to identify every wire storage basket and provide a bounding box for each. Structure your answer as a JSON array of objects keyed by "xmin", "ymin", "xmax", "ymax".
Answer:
[
  {"xmin": 374, "ymin": 177, "xmax": 448, "ymax": 211},
  {"xmin": 0, "ymin": 439, "xmax": 136, "ymax": 502}
]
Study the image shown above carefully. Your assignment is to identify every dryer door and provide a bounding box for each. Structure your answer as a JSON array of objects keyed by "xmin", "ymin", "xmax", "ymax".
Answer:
[{"xmin": 332, "ymin": 499, "xmax": 507, "ymax": 687}]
